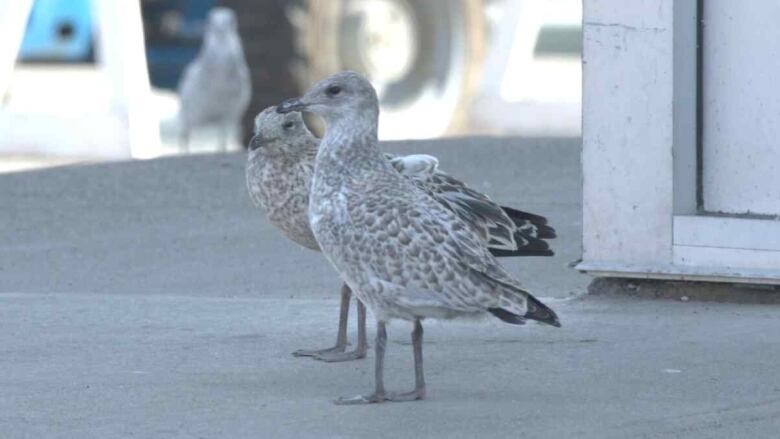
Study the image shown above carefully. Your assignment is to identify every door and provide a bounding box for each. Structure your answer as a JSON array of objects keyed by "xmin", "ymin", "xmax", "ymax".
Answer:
[
  {"xmin": 672, "ymin": 0, "xmax": 780, "ymax": 273},
  {"xmin": 701, "ymin": 0, "xmax": 780, "ymax": 215}
]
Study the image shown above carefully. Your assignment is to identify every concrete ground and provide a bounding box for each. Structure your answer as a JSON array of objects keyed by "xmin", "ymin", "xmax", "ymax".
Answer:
[{"xmin": 2, "ymin": 137, "xmax": 780, "ymax": 438}]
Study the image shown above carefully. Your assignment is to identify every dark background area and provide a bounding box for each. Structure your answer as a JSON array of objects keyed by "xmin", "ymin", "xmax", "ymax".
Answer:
[{"xmin": 142, "ymin": 0, "xmax": 300, "ymax": 144}]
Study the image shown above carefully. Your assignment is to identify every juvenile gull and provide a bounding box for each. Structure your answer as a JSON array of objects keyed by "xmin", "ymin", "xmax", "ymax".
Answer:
[
  {"xmin": 277, "ymin": 72, "xmax": 561, "ymax": 404},
  {"xmin": 246, "ymin": 107, "xmax": 557, "ymax": 363},
  {"xmin": 246, "ymin": 107, "xmax": 555, "ymax": 361},
  {"xmin": 246, "ymin": 108, "xmax": 366, "ymax": 362},
  {"xmin": 178, "ymin": 7, "xmax": 251, "ymax": 152}
]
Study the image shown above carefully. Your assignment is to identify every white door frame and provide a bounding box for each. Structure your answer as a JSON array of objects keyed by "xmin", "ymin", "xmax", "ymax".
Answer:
[{"xmin": 577, "ymin": 0, "xmax": 780, "ymax": 285}]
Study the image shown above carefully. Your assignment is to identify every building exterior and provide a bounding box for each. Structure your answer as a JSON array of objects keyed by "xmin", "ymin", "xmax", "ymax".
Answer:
[
  {"xmin": 577, "ymin": 0, "xmax": 780, "ymax": 285},
  {"xmin": 0, "ymin": 0, "xmax": 159, "ymax": 159}
]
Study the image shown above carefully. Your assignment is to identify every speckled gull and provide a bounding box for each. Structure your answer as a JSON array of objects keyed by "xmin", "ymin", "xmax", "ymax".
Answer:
[
  {"xmin": 246, "ymin": 106, "xmax": 557, "ymax": 364},
  {"xmin": 277, "ymin": 71, "xmax": 561, "ymax": 404},
  {"xmin": 177, "ymin": 7, "xmax": 251, "ymax": 152},
  {"xmin": 246, "ymin": 108, "xmax": 368, "ymax": 363}
]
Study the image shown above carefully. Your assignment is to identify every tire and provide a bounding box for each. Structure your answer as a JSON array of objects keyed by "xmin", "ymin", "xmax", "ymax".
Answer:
[{"xmin": 297, "ymin": 0, "xmax": 485, "ymax": 139}]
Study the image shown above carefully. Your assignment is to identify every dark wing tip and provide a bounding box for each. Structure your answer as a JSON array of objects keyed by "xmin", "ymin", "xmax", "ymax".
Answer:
[
  {"xmin": 489, "ymin": 234, "xmax": 554, "ymax": 258},
  {"xmin": 536, "ymin": 224, "xmax": 558, "ymax": 240},
  {"xmin": 489, "ymin": 248, "xmax": 555, "ymax": 258},
  {"xmin": 500, "ymin": 206, "xmax": 558, "ymax": 239},
  {"xmin": 499, "ymin": 206, "xmax": 549, "ymax": 224}
]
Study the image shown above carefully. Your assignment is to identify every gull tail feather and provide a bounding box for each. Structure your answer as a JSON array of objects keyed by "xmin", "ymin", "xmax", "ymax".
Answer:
[
  {"xmin": 488, "ymin": 285, "xmax": 561, "ymax": 328},
  {"xmin": 524, "ymin": 294, "xmax": 562, "ymax": 327}
]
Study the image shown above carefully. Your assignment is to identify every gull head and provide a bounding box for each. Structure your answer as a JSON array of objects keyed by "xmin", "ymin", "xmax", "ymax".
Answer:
[
  {"xmin": 248, "ymin": 106, "xmax": 311, "ymax": 152},
  {"xmin": 277, "ymin": 71, "xmax": 379, "ymax": 123},
  {"xmin": 204, "ymin": 7, "xmax": 239, "ymax": 44}
]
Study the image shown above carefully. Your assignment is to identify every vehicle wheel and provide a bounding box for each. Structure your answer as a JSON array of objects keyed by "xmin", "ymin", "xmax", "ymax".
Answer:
[{"xmin": 296, "ymin": 0, "xmax": 485, "ymax": 139}]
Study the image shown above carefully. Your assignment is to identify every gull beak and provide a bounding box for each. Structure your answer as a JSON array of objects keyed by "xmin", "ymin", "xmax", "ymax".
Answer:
[
  {"xmin": 276, "ymin": 98, "xmax": 307, "ymax": 114},
  {"xmin": 248, "ymin": 134, "xmax": 263, "ymax": 150}
]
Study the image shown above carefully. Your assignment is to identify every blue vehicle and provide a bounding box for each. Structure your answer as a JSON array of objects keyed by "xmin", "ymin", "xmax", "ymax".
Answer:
[
  {"xmin": 16, "ymin": 0, "xmax": 217, "ymax": 90},
  {"xmin": 18, "ymin": 0, "xmax": 94, "ymax": 62}
]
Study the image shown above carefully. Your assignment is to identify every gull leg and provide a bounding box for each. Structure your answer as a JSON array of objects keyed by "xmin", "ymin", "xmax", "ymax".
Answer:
[
  {"xmin": 335, "ymin": 320, "xmax": 387, "ymax": 405},
  {"xmin": 218, "ymin": 123, "xmax": 228, "ymax": 152},
  {"xmin": 315, "ymin": 296, "xmax": 368, "ymax": 362},
  {"xmin": 293, "ymin": 283, "xmax": 350, "ymax": 357},
  {"xmin": 386, "ymin": 319, "xmax": 426, "ymax": 402},
  {"xmin": 179, "ymin": 128, "xmax": 190, "ymax": 154}
]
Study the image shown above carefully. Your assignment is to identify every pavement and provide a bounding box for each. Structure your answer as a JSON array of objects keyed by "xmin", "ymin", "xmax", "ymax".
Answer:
[{"xmin": 2, "ymin": 137, "xmax": 780, "ymax": 438}]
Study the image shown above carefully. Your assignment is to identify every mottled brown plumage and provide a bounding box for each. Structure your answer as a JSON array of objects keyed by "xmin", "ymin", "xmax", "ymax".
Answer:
[
  {"xmin": 277, "ymin": 71, "xmax": 560, "ymax": 404},
  {"xmin": 246, "ymin": 106, "xmax": 557, "ymax": 363},
  {"xmin": 246, "ymin": 108, "xmax": 319, "ymax": 251}
]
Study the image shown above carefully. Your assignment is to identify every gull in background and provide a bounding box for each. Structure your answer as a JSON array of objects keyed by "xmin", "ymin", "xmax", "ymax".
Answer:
[
  {"xmin": 178, "ymin": 7, "xmax": 251, "ymax": 152},
  {"xmin": 277, "ymin": 71, "xmax": 561, "ymax": 404},
  {"xmin": 246, "ymin": 107, "xmax": 557, "ymax": 363}
]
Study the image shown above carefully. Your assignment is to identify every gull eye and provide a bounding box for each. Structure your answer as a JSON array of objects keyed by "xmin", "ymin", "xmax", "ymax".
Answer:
[
  {"xmin": 282, "ymin": 121, "xmax": 294, "ymax": 129},
  {"xmin": 326, "ymin": 85, "xmax": 342, "ymax": 97}
]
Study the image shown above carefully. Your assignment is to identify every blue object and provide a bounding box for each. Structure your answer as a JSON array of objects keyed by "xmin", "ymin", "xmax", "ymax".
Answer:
[
  {"xmin": 17, "ymin": 0, "xmax": 218, "ymax": 88},
  {"xmin": 19, "ymin": 0, "xmax": 94, "ymax": 62}
]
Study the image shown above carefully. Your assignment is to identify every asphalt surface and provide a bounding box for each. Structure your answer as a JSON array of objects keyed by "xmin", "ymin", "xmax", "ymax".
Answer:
[
  {"xmin": 3, "ymin": 137, "xmax": 780, "ymax": 438},
  {"xmin": 0, "ymin": 137, "xmax": 583, "ymax": 299}
]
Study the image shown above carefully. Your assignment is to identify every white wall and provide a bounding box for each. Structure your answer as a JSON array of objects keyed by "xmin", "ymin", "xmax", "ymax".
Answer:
[
  {"xmin": 581, "ymin": 0, "xmax": 675, "ymax": 265},
  {"xmin": 579, "ymin": 0, "xmax": 780, "ymax": 285}
]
